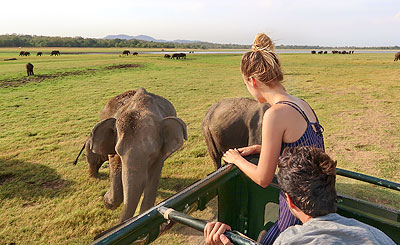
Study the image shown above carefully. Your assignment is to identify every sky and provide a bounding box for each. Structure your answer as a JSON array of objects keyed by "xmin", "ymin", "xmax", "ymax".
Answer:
[{"xmin": 1, "ymin": 0, "xmax": 400, "ymax": 47}]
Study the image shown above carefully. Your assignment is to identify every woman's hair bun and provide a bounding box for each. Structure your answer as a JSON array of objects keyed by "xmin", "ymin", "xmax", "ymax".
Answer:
[{"xmin": 252, "ymin": 33, "xmax": 275, "ymax": 52}]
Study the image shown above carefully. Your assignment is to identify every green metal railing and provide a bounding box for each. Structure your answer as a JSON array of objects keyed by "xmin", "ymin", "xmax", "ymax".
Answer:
[{"xmin": 93, "ymin": 156, "xmax": 400, "ymax": 244}]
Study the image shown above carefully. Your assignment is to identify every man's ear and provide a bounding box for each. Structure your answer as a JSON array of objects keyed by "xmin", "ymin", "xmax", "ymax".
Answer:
[
  {"xmin": 250, "ymin": 76, "xmax": 257, "ymax": 87},
  {"xmin": 284, "ymin": 193, "xmax": 296, "ymax": 209}
]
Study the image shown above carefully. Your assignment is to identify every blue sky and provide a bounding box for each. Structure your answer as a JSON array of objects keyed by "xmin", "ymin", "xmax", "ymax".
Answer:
[{"xmin": 1, "ymin": 0, "xmax": 399, "ymax": 46}]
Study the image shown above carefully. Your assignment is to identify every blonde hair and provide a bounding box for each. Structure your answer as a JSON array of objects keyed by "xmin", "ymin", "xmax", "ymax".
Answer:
[{"xmin": 241, "ymin": 33, "xmax": 283, "ymax": 85}]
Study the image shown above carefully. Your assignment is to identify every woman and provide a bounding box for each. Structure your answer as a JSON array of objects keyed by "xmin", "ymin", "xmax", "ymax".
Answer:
[{"xmin": 205, "ymin": 33, "xmax": 325, "ymax": 245}]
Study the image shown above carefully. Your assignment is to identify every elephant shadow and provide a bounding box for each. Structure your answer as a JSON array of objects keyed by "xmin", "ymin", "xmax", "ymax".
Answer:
[{"xmin": 0, "ymin": 158, "xmax": 73, "ymax": 200}]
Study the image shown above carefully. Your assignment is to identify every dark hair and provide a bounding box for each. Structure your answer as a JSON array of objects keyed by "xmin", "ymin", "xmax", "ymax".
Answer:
[
  {"xmin": 240, "ymin": 33, "xmax": 283, "ymax": 86},
  {"xmin": 277, "ymin": 146, "xmax": 337, "ymax": 217}
]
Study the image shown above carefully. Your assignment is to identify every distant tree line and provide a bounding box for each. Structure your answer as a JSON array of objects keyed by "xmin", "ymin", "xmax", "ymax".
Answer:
[
  {"xmin": 0, "ymin": 34, "xmax": 251, "ymax": 49},
  {"xmin": 1, "ymin": 34, "xmax": 398, "ymax": 50}
]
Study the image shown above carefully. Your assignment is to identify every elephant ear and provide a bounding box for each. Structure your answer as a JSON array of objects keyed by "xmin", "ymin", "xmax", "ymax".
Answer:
[
  {"xmin": 89, "ymin": 118, "xmax": 117, "ymax": 155},
  {"xmin": 161, "ymin": 116, "xmax": 187, "ymax": 160}
]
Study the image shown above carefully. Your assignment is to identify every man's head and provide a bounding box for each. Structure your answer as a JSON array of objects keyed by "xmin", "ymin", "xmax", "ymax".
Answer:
[{"xmin": 277, "ymin": 146, "xmax": 337, "ymax": 218}]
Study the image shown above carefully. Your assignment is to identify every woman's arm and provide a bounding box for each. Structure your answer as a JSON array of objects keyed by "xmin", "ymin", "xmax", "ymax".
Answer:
[
  {"xmin": 237, "ymin": 145, "xmax": 261, "ymax": 156},
  {"xmin": 223, "ymin": 108, "xmax": 285, "ymax": 188}
]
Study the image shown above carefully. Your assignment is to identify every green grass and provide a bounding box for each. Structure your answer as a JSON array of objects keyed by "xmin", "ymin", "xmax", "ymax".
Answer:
[{"xmin": 0, "ymin": 49, "xmax": 399, "ymax": 244}]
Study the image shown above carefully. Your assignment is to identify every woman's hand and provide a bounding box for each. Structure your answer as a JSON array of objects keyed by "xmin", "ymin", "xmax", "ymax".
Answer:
[
  {"xmin": 237, "ymin": 145, "xmax": 261, "ymax": 156},
  {"xmin": 222, "ymin": 148, "xmax": 242, "ymax": 164},
  {"xmin": 204, "ymin": 222, "xmax": 232, "ymax": 245}
]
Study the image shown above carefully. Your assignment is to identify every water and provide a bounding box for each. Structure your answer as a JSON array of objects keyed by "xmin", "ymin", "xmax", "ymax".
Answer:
[
  {"xmin": 67, "ymin": 50, "xmax": 399, "ymax": 55},
  {"xmin": 130, "ymin": 50, "xmax": 400, "ymax": 54}
]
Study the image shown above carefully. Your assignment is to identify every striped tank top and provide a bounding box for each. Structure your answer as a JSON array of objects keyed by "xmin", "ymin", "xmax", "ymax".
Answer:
[
  {"xmin": 277, "ymin": 101, "xmax": 325, "ymax": 152},
  {"xmin": 260, "ymin": 101, "xmax": 325, "ymax": 245}
]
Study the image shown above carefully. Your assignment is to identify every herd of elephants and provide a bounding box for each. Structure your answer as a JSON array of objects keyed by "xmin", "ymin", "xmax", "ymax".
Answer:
[
  {"xmin": 72, "ymin": 87, "xmax": 268, "ymax": 223},
  {"xmin": 19, "ymin": 50, "xmax": 400, "ymax": 77}
]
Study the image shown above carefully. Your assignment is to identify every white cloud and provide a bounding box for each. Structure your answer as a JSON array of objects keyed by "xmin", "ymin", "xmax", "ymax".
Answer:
[{"xmin": 395, "ymin": 12, "xmax": 400, "ymax": 20}]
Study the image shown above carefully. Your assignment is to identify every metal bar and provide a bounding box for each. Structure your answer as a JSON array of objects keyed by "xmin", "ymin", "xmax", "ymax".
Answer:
[
  {"xmin": 158, "ymin": 207, "xmax": 260, "ymax": 245},
  {"xmin": 92, "ymin": 164, "xmax": 240, "ymax": 244},
  {"xmin": 336, "ymin": 168, "xmax": 400, "ymax": 191}
]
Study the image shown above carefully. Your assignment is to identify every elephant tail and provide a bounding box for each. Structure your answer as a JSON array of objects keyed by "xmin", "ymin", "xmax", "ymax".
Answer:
[{"xmin": 73, "ymin": 141, "xmax": 86, "ymax": 165}]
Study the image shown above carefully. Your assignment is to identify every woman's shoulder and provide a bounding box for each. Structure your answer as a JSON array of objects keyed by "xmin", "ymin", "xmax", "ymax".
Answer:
[{"xmin": 263, "ymin": 103, "xmax": 294, "ymax": 122}]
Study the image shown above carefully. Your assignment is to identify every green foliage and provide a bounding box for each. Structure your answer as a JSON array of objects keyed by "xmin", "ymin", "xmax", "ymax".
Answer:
[
  {"xmin": 0, "ymin": 50, "xmax": 399, "ymax": 244},
  {"xmin": 0, "ymin": 34, "xmax": 251, "ymax": 49}
]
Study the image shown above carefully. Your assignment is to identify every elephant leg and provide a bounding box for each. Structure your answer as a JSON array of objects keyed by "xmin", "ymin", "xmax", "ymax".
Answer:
[
  {"xmin": 140, "ymin": 159, "xmax": 164, "ymax": 214},
  {"xmin": 86, "ymin": 142, "xmax": 108, "ymax": 178},
  {"xmin": 119, "ymin": 167, "xmax": 147, "ymax": 223},
  {"xmin": 104, "ymin": 154, "xmax": 123, "ymax": 210},
  {"xmin": 203, "ymin": 127, "xmax": 223, "ymax": 169}
]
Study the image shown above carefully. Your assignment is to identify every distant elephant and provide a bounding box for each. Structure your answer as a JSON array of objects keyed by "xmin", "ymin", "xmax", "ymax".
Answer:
[
  {"xmin": 26, "ymin": 63, "xmax": 34, "ymax": 76},
  {"xmin": 37, "ymin": 52, "xmax": 43, "ymax": 56},
  {"xmin": 164, "ymin": 54, "xmax": 171, "ymax": 58},
  {"xmin": 19, "ymin": 51, "xmax": 25, "ymax": 56},
  {"xmin": 202, "ymin": 97, "xmax": 269, "ymax": 169},
  {"xmin": 74, "ymin": 88, "xmax": 187, "ymax": 222},
  {"xmin": 318, "ymin": 51, "xmax": 323, "ymax": 54},
  {"xmin": 394, "ymin": 52, "xmax": 400, "ymax": 61},
  {"xmin": 23, "ymin": 51, "xmax": 30, "ymax": 56},
  {"xmin": 171, "ymin": 53, "xmax": 180, "ymax": 59},
  {"xmin": 122, "ymin": 50, "xmax": 130, "ymax": 56},
  {"xmin": 50, "ymin": 50, "xmax": 60, "ymax": 56},
  {"xmin": 311, "ymin": 51, "xmax": 316, "ymax": 54},
  {"xmin": 171, "ymin": 53, "xmax": 186, "ymax": 59},
  {"xmin": 132, "ymin": 52, "xmax": 138, "ymax": 56}
]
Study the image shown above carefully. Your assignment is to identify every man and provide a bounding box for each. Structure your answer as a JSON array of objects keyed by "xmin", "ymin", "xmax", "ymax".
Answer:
[{"xmin": 204, "ymin": 147, "xmax": 395, "ymax": 245}]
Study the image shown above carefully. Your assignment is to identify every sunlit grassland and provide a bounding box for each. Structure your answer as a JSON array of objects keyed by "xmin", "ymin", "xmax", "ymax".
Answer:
[{"xmin": 0, "ymin": 49, "xmax": 399, "ymax": 244}]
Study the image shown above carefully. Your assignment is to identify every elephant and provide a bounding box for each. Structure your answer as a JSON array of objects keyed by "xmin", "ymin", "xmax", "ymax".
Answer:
[
  {"xmin": 132, "ymin": 52, "xmax": 138, "ymax": 56},
  {"xmin": 171, "ymin": 53, "xmax": 186, "ymax": 59},
  {"xmin": 394, "ymin": 52, "xmax": 400, "ymax": 61},
  {"xmin": 19, "ymin": 51, "xmax": 25, "ymax": 56},
  {"xmin": 122, "ymin": 50, "xmax": 130, "ymax": 56},
  {"xmin": 23, "ymin": 51, "xmax": 30, "ymax": 56},
  {"xmin": 202, "ymin": 97, "xmax": 269, "ymax": 169},
  {"xmin": 26, "ymin": 63, "xmax": 34, "ymax": 76},
  {"xmin": 37, "ymin": 52, "xmax": 43, "ymax": 56},
  {"xmin": 50, "ymin": 50, "xmax": 60, "ymax": 56},
  {"xmin": 311, "ymin": 51, "xmax": 316, "ymax": 54},
  {"xmin": 164, "ymin": 54, "xmax": 171, "ymax": 58},
  {"xmin": 74, "ymin": 88, "xmax": 187, "ymax": 222}
]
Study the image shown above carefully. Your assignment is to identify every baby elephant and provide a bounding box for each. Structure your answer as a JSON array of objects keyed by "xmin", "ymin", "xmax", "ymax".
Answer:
[
  {"xmin": 202, "ymin": 97, "xmax": 270, "ymax": 169},
  {"xmin": 74, "ymin": 88, "xmax": 187, "ymax": 222},
  {"xmin": 26, "ymin": 63, "xmax": 34, "ymax": 76}
]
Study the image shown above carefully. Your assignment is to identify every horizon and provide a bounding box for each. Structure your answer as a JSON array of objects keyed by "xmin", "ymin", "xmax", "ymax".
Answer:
[
  {"xmin": 1, "ymin": 0, "xmax": 400, "ymax": 47},
  {"xmin": 2, "ymin": 33, "xmax": 400, "ymax": 48}
]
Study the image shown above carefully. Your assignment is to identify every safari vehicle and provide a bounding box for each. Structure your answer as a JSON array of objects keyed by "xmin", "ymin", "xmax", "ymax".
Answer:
[{"xmin": 93, "ymin": 156, "xmax": 400, "ymax": 244}]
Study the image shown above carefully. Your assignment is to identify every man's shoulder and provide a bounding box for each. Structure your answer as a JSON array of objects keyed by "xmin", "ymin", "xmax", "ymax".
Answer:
[{"xmin": 273, "ymin": 213, "xmax": 395, "ymax": 245}]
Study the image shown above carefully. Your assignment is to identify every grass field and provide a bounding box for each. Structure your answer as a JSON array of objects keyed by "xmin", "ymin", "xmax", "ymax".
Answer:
[{"xmin": 0, "ymin": 48, "xmax": 399, "ymax": 244}]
